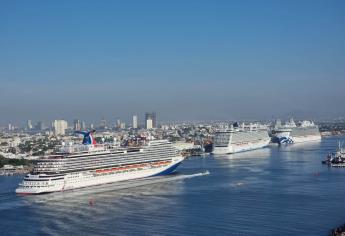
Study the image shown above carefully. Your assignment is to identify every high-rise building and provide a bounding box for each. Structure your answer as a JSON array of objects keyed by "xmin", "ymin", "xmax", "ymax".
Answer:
[
  {"xmin": 116, "ymin": 119, "xmax": 121, "ymax": 129},
  {"xmin": 146, "ymin": 119, "xmax": 153, "ymax": 129},
  {"xmin": 120, "ymin": 122, "xmax": 126, "ymax": 129},
  {"xmin": 27, "ymin": 120, "xmax": 33, "ymax": 130},
  {"xmin": 81, "ymin": 121, "xmax": 86, "ymax": 130},
  {"xmin": 74, "ymin": 119, "xmax": 81, "ymax": 131},
  {"xmin": 145, "ymin": 112, "xmax": 156, "ymax": 129},
  {"xmin": 53, "ymin": 120, "xmax": 68, "ymax": 136},
  {"xmin": 36, "ymin": 121, "xmax": 44, "ymax": 131},
  {"xmin": 132, "ymin": 115, "xmax": 138, "ymax": 129}
]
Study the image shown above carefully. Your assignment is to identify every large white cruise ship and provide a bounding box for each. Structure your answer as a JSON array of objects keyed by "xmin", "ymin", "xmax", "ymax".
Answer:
[
  {"xmin": 271, "ymin": 118, "xmax": 321, "ymax": 144},
  {"xmin": 16, "ymin": 139, "xmax": 184, "ymax": 195},
  {"xmin": 212, "ymin": 123, "xmax": 270, "ymax": 154}
]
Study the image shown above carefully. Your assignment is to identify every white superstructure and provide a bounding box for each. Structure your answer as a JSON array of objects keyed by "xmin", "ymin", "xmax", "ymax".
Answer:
[
  {"xmin": 16, "ymin": 140, "xmax": 184, "ymax": 195},
  {"xmin": 212, "ymin": 123, "xmax": 270, "ymax": 154}
]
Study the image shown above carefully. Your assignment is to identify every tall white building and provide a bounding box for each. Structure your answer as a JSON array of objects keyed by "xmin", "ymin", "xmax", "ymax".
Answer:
[
  {"xmin": 27, "ymin": 120, "xmax": 33, "ymax": 130},
  {"xmin": 53, "ymin": 120, "xmax": 68, "ymax": 136},
  {"xmin": 120, "ymin": 122, "xmax": 126, "ymax": 129},
  {"xmin": 132, "ymin": 115, "xmax": 138, "ymax": 129},
  {"xmin": 146, "ymin": 119, "xmax": 153, "ymax": 129},
  {"xmin": 116, "ymin": 119, "xmax": 121, "ymax": 129},
  {"xmin": 145, "ymin": 112, "xmax": 156, "ymax": 129},
  {"xmin": 73, "ymin": 119, "xmax": 81, "ymax": 131}
]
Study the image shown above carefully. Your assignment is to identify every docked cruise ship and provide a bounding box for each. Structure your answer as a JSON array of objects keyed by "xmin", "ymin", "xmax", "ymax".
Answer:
[
  {"xmin": 212, "ymin": 123, "xmax": 270, "ymax": 154},
  {"xmin": 271, "ymin": 119, "xmax": 321, "ymax": 144},
  {"xmin": 16, "ymin": 138, "xmax": 184, "ymax": 195}
]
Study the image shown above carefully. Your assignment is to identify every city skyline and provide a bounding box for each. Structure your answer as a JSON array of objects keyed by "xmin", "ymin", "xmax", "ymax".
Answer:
[
  {"xmin": 1, "ymin": 1, "xmax": 345, "ymax": 125},
  {"xmin": 3, "ymin": 104, "xmax": 345, "ymax": 128},
  {"xmin": 3, "ymin": 114, "xmax": 154, "ymax": 130}
]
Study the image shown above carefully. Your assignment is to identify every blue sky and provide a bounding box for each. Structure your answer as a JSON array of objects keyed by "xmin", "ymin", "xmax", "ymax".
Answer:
[{"xmin": 1, "ymin": 0, "xmax": 345, "ymax": 125}]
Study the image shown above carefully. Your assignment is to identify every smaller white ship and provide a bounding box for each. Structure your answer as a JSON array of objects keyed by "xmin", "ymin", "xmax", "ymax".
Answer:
[
  {"xmin": 212, "ymin": 122, "xmax": 270, "ymax": 154},
  {"xmin": 271, "ymin": 118, "xmax": 321, "ymax": 144}
]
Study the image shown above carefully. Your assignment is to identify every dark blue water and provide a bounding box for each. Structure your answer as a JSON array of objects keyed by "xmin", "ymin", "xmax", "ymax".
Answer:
[{"xmin": 1, "ymin": 136, "xmax": 345, "ymax": 236}]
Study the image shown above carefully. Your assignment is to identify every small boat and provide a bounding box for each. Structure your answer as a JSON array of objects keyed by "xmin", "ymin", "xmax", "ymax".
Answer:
[{"xmin": 322, "ymin": 141, "xmax": 345, "ymax": 166}]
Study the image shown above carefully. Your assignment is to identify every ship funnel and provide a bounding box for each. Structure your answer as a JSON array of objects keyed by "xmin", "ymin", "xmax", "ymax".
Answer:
[{"xmin": 75, "ymin": 130, "xmax": 97, "ymax": 145}]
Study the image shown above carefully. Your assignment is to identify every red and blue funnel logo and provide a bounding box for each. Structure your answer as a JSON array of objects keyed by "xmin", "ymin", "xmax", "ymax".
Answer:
[{"xmin": 75, "ymin": 130, "xmax": 97, "ymax": 145}]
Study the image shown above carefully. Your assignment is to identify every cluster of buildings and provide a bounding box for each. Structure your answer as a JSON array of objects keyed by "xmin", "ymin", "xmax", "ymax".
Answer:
[
  {"xmin": 4, "ymin": 112, "xmax": 158, "ymax": 136},
  {"xmin": 318, "ymin": 120, "xmax": 345, "ymax": 136},
  {"xmin": 0, "ymin": 164, "xmax": 29, "ymax": 176},
  {"xmin": 0, "ymin": 117, "xmax": 218, "ymax": 162},
  {"xmin": 2, "ymin": 115, "xmax": 345, "ymax": 164},
  {"xmin": 69, "ymin": 112, "xmax": 156, "ymax": 134}
]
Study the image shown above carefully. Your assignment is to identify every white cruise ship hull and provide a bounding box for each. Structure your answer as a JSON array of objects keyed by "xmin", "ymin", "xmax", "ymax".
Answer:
[
  {"xmin": 273, "ymin": 134, "xmax": 321, "ymax": 145},
  {"xmin": 290, "ymin": 135, "xmax": 322, "ymax": 144},
  {"xmin": 271, "ymin": 119, "xmax": 321, "ymax": 145},
  {"xmin": 16, "ymin": 156, "xmax": 184, "ymax": 195},
  {"xmin": 213, "ymin": 139, "xmax": 270, "ymax": 154}
]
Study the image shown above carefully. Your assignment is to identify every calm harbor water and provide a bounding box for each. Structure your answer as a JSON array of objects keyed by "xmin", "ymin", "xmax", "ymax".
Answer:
[{"xmin": 1, "ymin": 136, "xmax": 345, "ymax": 236}]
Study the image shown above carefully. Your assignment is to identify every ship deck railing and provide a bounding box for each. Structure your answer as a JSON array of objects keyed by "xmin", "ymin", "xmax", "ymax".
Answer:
[
  {"xmin": 52, "ymin": 140, "xmax": 170, "ymax": 156},
  {"xmin": 55, "ymin": 144, "xmax": 112, "ymax": 155}
]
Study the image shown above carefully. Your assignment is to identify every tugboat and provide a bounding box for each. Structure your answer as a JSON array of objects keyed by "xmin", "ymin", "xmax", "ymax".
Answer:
[{"xmin": 322, "ymin": 142, "xmax": 345, "ymax": 167}]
